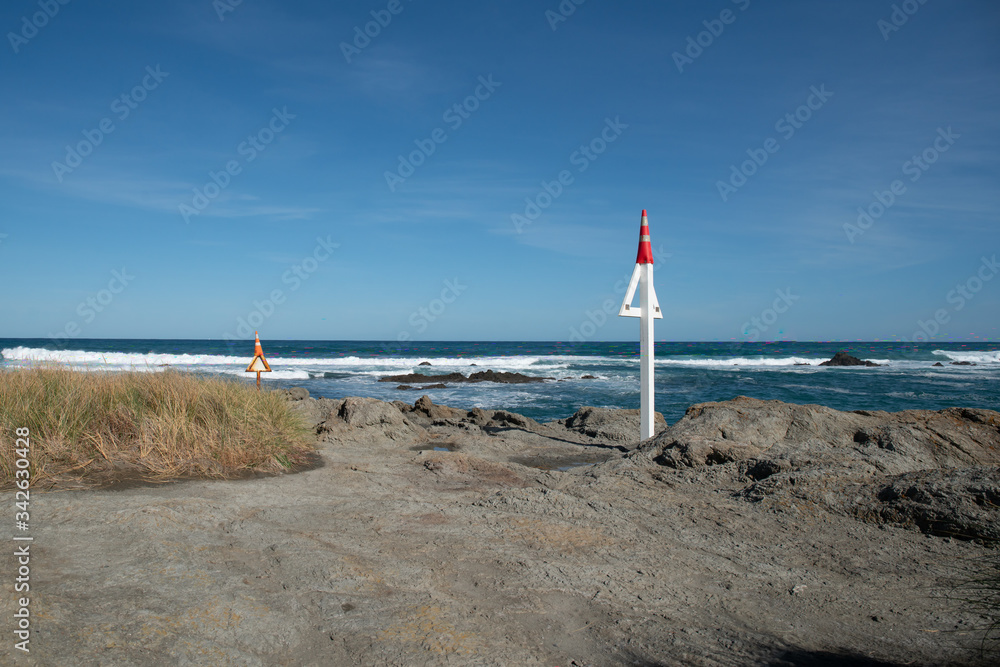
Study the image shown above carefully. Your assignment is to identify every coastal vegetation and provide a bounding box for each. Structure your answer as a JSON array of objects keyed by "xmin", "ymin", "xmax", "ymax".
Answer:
[{"xmin": 0, "ymin": 367, "xmax": 313, "ymax": 488}]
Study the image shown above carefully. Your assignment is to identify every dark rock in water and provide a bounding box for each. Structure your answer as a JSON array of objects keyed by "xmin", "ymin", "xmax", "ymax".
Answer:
[
  {"xmin": 467, "ymin": 370, "xmax": 551, "ymax": 384},
  {"xmin": 418, "ymin": 361, "xmax": 432, "ymax": 366},
  {"xmin": 932, "ymin": 362, "xmax": 944, "ymax": 367},
  {"xmin": 819, "ymin": 351, "xmax": 879, "ymax": 367},
  {"xmin": 864, "ymin": 467, "xmax": 1000, "ymax": 541},
  {"xmin": 396, "ymin": 385, "xmax": 414, "ymax": 390},
  {"xmin": 950, "ymin": 361, "xmax": 976, "ymax": 366},
  {"xmin": 581, "ymin": 375, "xmax": 597, "ymax": 379},
  {"xmin": 420, "ymin": 383, "xmax": 448, "ymax": 389},
  {"xmin": 379, "ymin": 370, "xmax": 550, "ymax": 384},
  {"xmin": 380, "ymin": 372, "xmax": 467, "ymax": 384},
  {"xmin": 564, "ymin": 406, "xmax": 667, "ymax": 444},
  {"xmin": 469, "ymin": 363, "xmax": 477, "ymax": 366}
]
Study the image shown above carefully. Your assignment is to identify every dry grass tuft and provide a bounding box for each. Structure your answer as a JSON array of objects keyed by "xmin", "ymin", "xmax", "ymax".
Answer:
[{"xmin": 0, "ymin": 367, "xmax": 314, "ymax": 489}]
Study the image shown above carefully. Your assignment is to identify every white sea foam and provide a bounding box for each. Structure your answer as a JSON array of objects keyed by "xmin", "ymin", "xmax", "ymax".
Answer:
[
  {"xmin": 781, "ymin": 383, "xmax": 857, "ymax": 395},
  {"xmin": 0, "ymin": 347, "xmax": 577, "ymax": 374},
  {"xmin": 932, "ymin": 349, "xmax": 1000, "ymax": 364},
  {"xmin": 219, "ymin": 369, "xmax": 311, "ymax": 380},
  {"xmin": 656, "ymin": 356, "xmax": 823, "ymax": 367},
  {"xmin": 1, "ymin": 347, "xmax": 247, "ymax": 367}
]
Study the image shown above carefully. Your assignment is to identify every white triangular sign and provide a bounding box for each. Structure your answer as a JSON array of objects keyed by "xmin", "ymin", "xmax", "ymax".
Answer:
[
  {"xmin": 246, "ymin": 355, "xmax": 271, "ymax": 372},
  {"xmin": 618, "ymin": 264, "xmax": 662, "ymax": 319}
]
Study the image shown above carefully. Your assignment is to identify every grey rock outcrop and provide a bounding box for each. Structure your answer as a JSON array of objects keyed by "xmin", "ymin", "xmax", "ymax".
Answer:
[
  {"xmin": 860, "ymin": 466, "xmax": 1000, "ymax": 541},
  {"xmin": 635, "ymin": 396, "xmax": 1000, "ymax": 540},
  {"xmin": 641, "ymin": 397, "xmax": 999, "ymax": 474},
  {"xmin": 321, "ymin": 396, "xmax": 422, "ymax": 442},
  {"xmin": 408, "ymin": 395, "xmax": 467, "ymax": 422},
  {"xmin": 562, "ymin": 406, "xmax": 667, "ymax": 445}
]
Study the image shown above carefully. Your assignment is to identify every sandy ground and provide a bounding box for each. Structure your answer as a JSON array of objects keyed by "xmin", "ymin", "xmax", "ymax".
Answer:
[{"xmin": 2, "ymin": 395, "xmax": 995, "ymax": 666}]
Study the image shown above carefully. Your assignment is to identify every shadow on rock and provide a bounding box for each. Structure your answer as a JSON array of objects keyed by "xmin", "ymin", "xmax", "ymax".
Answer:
[{"xmin": 766, "ymin": 648, "xmax": 923, "ymax": 666}]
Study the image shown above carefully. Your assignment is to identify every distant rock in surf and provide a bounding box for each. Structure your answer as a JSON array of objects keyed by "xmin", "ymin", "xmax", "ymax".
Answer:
[
  {"xmin": 950, "ymin": 361, "xmax": 976, "ymax": 366},
  {"xmin": 381, "ymin": 372, "xmax": 467, "ymax": 384},
  {"xmin": 378, "ymin": 370, "xmax": 551, "ymax": 385},
  {"xmin": 932, "ymin": 362, "xmax": 944, "ymax": 367},
  {"xmin": 819, "ymin": 351, "xmax": 880, "ymax": 367},
  {"xmin": 418, "ymin": 361, "xmax": 432, "ymax": 366}
]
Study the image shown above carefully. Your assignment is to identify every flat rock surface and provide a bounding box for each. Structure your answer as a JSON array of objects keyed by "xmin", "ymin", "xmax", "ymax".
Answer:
[{"xmin": 4, "ymin": 394, "xmax": 998, "ymax": 665}]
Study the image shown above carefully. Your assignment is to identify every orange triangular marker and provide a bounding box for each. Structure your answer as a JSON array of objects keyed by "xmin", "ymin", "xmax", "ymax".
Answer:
[{"xmin": 246, "ymin": 331, "xmax": 272, "ymax": 373}]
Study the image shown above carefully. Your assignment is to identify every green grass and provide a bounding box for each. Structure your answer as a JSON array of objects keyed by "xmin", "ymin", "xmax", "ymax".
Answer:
[{"xmin": 0, "ymin": 367, "xmax": 314, "ymax": 488}]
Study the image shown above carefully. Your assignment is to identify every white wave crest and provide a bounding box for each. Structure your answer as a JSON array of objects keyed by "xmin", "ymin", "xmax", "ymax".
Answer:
[
  {"xmin": 0, "ymin": 347, "xmax": 578, "ymax": 374},
  {"xmin": 1, "ymin": 347, "xmax": 249, "ymax": 367},
  {"xmin": 656, "ymin": 356, "xmax": 823, "ymax": 367},
  {"xmin": 932, "ymin": 350, "xmax": 1000, "ymax": 364},
  {"xmin": 218, "ymin": 369, "xmax": 311, "ymax": 380}
]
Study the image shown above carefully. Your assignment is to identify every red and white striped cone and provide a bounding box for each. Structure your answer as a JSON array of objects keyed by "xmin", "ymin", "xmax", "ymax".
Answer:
[{"xmin": 635, "ymin": 209, "xmax": 654, "ymax": 265}]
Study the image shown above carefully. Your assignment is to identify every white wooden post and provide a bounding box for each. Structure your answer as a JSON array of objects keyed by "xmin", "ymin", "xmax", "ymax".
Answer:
[{"xmin": 619, "ymin": 210, "xmax": 662, "ymax": 441}]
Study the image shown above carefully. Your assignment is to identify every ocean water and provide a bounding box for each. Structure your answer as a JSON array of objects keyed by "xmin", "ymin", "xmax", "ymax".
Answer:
[{"xmin": 1, "ymin": 339, "xmax": 997, "ymax": 424}]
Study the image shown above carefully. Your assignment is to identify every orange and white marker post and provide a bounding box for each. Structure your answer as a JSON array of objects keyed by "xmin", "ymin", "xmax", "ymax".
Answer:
[
  {"xmin": 245, "ymin": 331, "xmax": 272, "ymax": 390},
  {"xmin": 618, "ymin": 210, "xmax": 662, "ymax": 440}
]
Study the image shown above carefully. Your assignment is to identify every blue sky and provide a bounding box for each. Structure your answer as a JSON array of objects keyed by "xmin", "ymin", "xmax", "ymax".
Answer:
[{"xmin": 1, "ymin": 0, "xmax": 998, "ymax": 343}]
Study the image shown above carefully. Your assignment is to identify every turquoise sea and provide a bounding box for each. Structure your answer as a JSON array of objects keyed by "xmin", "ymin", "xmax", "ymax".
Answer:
[{"xmin": 1, "ymin": 339, "xmax": 997, "ymax": 423}]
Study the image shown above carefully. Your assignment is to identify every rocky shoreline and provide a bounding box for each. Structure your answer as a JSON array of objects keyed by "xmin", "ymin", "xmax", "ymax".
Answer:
[{"xmin": 7, "ymin": 391, "xmax": 998, "ymax": 665}]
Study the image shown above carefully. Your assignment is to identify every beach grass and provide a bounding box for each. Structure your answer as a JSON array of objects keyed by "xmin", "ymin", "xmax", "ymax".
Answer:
[{"xmin": 0, "ymin": 367, "xmax": 314, "ymax": 489}]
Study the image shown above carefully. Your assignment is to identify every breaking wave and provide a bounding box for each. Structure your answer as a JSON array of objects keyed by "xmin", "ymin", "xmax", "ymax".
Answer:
[{"xmin": 932, "ymin": 349, "xmax": 1000, "ymax": 364}]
